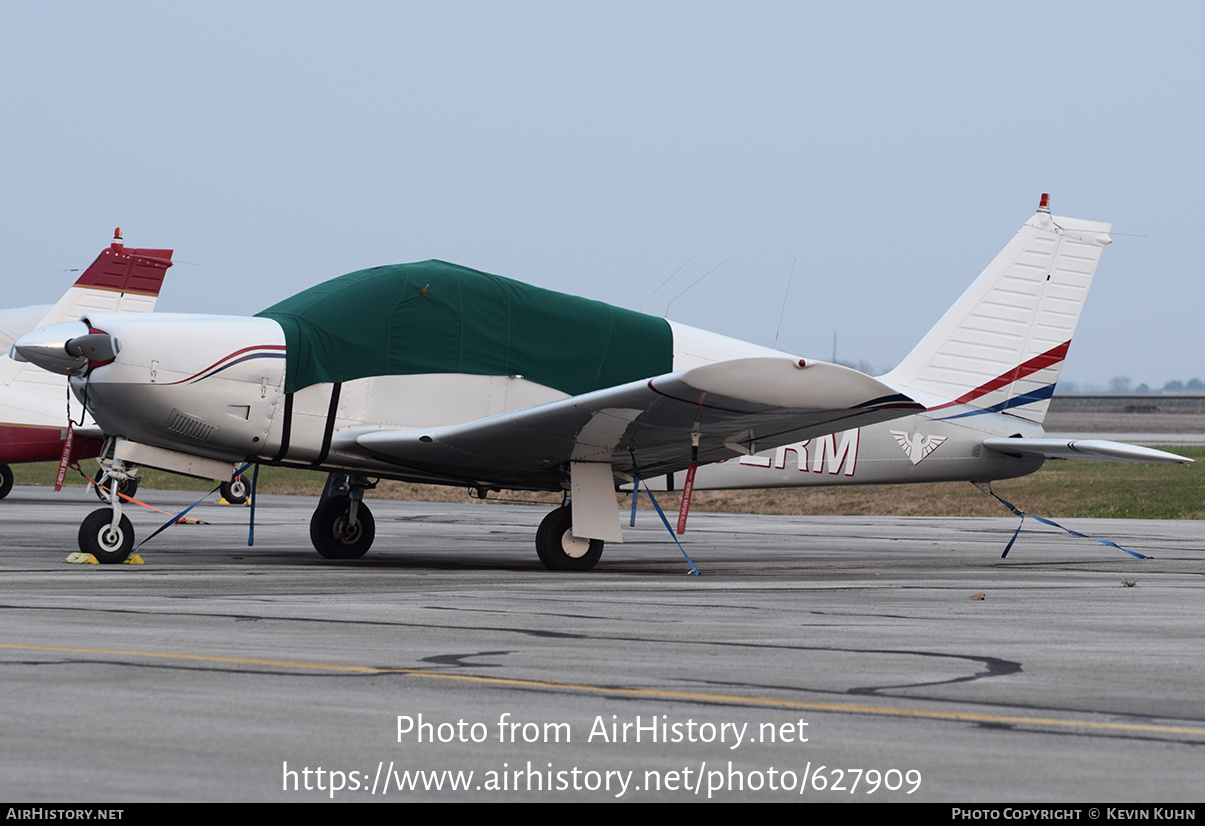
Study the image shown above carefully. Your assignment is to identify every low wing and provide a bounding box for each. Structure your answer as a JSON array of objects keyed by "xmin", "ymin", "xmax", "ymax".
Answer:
[
  {"xmin": 348, "ymin": 357, "xmax": 923, "ymax": 490},
  {"xmin": 982, "ymin": 438, "xmax": 1193, "ymax": 464}
]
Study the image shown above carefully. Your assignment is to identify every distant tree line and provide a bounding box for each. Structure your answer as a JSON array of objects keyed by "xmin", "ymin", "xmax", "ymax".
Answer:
[
  {"xmin": 831, "ymin": 358, "xmax": 1203, "ymax": 396},
  {"xmin": 1057, "ymin": 377, "xmax": 1205, "ymax": 395}
]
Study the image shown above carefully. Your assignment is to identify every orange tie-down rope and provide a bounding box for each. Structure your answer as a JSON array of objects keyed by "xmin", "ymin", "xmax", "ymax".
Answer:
[{"xmin": 74, "ymin": 463, "xmax": 208, "ymax": 524}]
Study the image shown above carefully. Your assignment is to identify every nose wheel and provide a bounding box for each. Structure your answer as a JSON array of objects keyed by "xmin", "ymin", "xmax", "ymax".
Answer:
[
  {"xmin": 220, "ymin": 474, "xmax": 249, "ymax": 505},
  {"xmin": 79, "ymin": 508, "xmax": 135, "ymax": 564}
]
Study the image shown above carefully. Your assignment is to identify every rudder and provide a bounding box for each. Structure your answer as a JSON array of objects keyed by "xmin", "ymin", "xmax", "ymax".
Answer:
[{"xmin": 882, "ymin": 195, "xmax": 1111, "ymax": 424}]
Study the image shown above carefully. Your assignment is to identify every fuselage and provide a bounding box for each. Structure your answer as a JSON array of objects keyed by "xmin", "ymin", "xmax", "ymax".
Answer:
[{"xmin": 70, "ymin": 311, "xmax": 1041, "ymax": 489}]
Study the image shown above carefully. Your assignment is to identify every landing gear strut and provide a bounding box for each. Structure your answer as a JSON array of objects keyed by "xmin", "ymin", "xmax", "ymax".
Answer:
[
  {"xmin": 309, "ymin": 473, "xmax": 376, "ymax": 559},
  {"xmin": 535, "ymin": 505, "xmax": 604, "ymax": 571},
  {"xmin": 93, "ymin": 465, "xmax": 139, "ymax": 503},
  {"xmin": 79, "ymin": 457, "xmax": 137, "ymax": 563}
]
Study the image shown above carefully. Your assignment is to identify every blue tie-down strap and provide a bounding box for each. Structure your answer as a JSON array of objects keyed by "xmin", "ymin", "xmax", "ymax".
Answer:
[
  {"xmin": 980, "ymin": 486, "xmax": 1148, "ymax": 560},
  {"xmin": 630, "ymin": 472, "xmax": 640, "ymax": 527},
  {"xmin": 247, "ymin": 463, "xmax": 259, "ymax": 546},
  {"xmin": 135, "ymin": 463, "xmax": 255, "ymax": 551},
  {"xmin": 629, "ymin": 462, "xmax": 699, "ymax": 575}
]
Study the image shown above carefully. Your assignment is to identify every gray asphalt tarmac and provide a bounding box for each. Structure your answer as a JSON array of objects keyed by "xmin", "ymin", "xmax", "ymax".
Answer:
[{"xmin": 2, "ymin": 486, "xmax": 1202, "ymax": 803}]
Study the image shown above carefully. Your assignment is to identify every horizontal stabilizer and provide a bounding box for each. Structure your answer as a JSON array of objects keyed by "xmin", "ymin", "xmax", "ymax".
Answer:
[
  {"xmin": 352, "ymin": 357, "xmax": 923, "ymax": 489},
  {"xmin": 74, "ymin": 240, "xmax": 173, "ymax": 296},
  {"xmin": 981, "ymin": 438, "xmax": 1192, "ymax": 464}
]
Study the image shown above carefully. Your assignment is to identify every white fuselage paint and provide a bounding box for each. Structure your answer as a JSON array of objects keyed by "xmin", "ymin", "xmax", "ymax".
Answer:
[
  {"xmin": 73, "ymin": 312, "xmax": 1038, "ymax": 488},
  {"xmin": 637, "ymin": 411, "xmax": 1041, "ymax": 492}
]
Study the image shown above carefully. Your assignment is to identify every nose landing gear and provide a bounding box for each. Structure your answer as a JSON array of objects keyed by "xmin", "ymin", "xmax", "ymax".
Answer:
[
  {"xmin": 220, "ymin": 474, "xmax": 250, "ymax": 505},
  {"xmin": 93, "ymin": 465, "xmax": 139, "ymax": 503},
  {"xmin": 79, "ymin": 458, "xmax": 138, "ymax": 563}
]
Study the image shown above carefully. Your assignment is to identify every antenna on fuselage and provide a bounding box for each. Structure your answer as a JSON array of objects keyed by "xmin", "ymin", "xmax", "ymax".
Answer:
[
  {"xmin": 639, "ymin": 257, "xmax": 692, "ymax": 313},
  {"xmin": 772, "ymin": 258, "xmax": 797, "ymax": 350},
  {"xmin": 664, "ymin": 259, "xmax": 727, "ymax": 318}
]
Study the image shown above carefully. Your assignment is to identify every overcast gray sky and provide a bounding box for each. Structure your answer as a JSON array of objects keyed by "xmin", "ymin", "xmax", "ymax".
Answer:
[{"xmin": 2, "ymin": 1, "xmax": 1199, "ymax": 389}]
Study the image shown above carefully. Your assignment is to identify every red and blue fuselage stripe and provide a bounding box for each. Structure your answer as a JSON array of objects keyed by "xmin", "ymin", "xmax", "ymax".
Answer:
[
  {"xmin": 927, "ymin": 340, "xmax": 1068, "ymax": 420},
  {"xmin": 160, "ymin": 345, "xmax": 287, "ymax": 386}
]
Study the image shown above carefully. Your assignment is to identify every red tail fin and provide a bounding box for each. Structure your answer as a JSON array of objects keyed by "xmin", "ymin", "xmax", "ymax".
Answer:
[{"xmin": 74, "ymin": 229, "xmax": 172, "ymax": 296}]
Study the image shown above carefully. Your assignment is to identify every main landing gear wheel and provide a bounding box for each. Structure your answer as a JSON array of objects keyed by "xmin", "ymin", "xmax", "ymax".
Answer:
[
  {"xmin": 79, "ymin": 508, "xmax": 135, "ymax": 564},
  {"xmin": 220, "ymin": 474, "xmax": 249, "ymax": 505},
  {"xmin": 0, "ymin": 464, "xmax": 12, "ymax": 500},
  {"xmin": 310, "ymin": 496, "xmax": 375, "ymax": 560},
  {"xmin": 535, "ymin": 505, "xmax": 603, "ymax": 572},
  {"xmin": 93, "ymin": 467, "xmax": 139, "ymax": 503}
]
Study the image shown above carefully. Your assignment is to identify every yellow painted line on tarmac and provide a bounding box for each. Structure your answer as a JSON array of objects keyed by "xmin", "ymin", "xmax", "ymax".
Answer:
[
  {"xmin": 5, "ymin": 642, "xmax": 1204, "ymax": 738},
  {"xmin": 0, "ymin": 643, "xmax": 379, "ymax": 673}
]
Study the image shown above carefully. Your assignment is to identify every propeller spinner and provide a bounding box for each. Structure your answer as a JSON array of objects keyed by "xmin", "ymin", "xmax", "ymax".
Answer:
[{"xmin": 13, "ymin": 321, "xmax": 121, "ymax": 375}]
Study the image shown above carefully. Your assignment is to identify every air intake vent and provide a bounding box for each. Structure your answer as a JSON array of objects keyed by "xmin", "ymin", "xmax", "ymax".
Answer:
[{"xmin": 166, "ymin": 409, "xmax": 217, "ymax": 442}]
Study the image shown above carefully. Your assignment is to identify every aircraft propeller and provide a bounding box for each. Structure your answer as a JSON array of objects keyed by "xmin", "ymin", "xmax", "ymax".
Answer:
[{"xmin": 13, "ymin": 321, "xmax": 120, "ymax": 375}]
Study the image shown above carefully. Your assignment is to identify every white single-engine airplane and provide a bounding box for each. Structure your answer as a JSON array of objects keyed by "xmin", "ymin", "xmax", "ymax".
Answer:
[
  {"xmin": 15, "ymin": 196, "xmax": 1190, "ymax": 567},
  {"xmin": 0, "ymin": 231, "xmax": 171, "ymax": 499}
]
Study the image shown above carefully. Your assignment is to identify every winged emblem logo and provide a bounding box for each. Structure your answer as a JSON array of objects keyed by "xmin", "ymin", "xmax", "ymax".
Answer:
[{"xmin": 890, "ymin": 431, "xmax": 948, "ymax": 465}]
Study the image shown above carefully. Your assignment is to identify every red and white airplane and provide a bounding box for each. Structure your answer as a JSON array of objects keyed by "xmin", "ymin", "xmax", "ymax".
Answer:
[
  {"xmin": 15, "ymin": 197, "xmax": 1189, "ymax": 566},
  {"xmin": 0, "ymin": 231, "xmax": 171, "ymax": 499}
]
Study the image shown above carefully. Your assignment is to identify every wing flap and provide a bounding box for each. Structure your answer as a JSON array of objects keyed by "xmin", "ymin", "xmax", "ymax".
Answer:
[
  {"xmin": 982, "ymin": 438, "xmax": 1193, "ymax": 464},
  {"xmin": 353, "ymin": 357, "xmax": 923, "ymax": 489}
]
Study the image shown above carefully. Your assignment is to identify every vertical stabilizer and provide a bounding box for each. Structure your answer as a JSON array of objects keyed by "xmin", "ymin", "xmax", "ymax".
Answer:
[
  {"xmin": 39, "ymin": 229, "xmax": 173, "ymax": 326},
  {"xmin": 882, "ymin": 196, "xmax": 1111, "ymax": 424}
]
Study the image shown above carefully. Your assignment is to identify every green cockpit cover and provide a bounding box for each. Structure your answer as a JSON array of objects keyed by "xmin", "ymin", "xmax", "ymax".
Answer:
[{"xmin": 255, "ymin": 260, "xmax": 674, "ymax": 396}]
